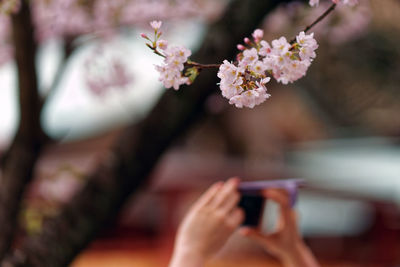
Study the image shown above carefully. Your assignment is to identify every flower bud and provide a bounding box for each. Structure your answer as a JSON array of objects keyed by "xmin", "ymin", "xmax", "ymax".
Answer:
[{"xmin": 237, "ymin": 44, "xmax": 245, "ymax": 51}]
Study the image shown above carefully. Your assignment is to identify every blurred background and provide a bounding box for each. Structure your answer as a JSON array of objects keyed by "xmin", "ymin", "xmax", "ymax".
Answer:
[{"xmin": 0, "ymin": 0, "xmax": 400, "ymax": 266}]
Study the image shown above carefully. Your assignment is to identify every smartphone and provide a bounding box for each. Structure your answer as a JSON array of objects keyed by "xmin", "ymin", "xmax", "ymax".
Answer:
[
  {"xmin": 238, "ymin": 194, "xmax": 265, "ymax": 226},
  {"xmin": 238, "ymin": 179, "xmax": 304, "ymax": 226}
]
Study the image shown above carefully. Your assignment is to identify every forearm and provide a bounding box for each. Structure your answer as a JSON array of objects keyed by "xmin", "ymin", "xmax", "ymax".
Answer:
[{"xmin": 281, "ymin": 241, "xmax": 320, "ymax": 267}]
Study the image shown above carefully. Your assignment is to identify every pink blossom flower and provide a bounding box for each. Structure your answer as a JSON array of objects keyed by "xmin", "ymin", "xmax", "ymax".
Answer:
[
  {"xmin": 163, "ymin": 45, "xmax": 191, "ymax": 71},
  {"xmin": 296, "ymin": 31, "xmax": 318, "ymax": 48},
  {"xmin": 296, "ymin": 31, "xmax": 318, "ymax": 61},
  {"xmin": 156, "ymin": 39, "xmax": 168, "ymax": 50},
  {"xmin": 258, "ymin": 40, "xmax": 272, "ymax": 57},
  {"xmin": 275, "ymin": 61, "xmax": 309, "ymax": 84},
  {"xmin": 342, "ymin": 0, "xmax": 358, "ymax": 7},
  {"xmin": 271, "ymin": 36, "xmax": 291, "ymax": 56},
  {"xmin": 217, "ymin": 60, "xmax": 239, "ymax": 83},
  {"xmin": 150, "ymin": 20, "xmax": 162, "ymax": 31},
  {"xmin": 229, "ymin": 83, "xmax": 271, "ymax": 109},
  {"xmin": 309, "ymin": 0, "xmax": 320, "ymax": 7},
  {"xmin": 155, "ymin": 64, "xmax": 189, "ymax": 90},
  {"xmin": 249, "ymin": 60, "xmax": 268, "ymax": 76},
  {"xmin": 239, "ymin": 48, "xmax": 259, "ymax": 67},
  {"xmin": 252, "ymin": 29, "xmax": 264, "ymax": 42},
  {"xmin": 166, "ymin": 45, "xmax": 191, "ymax": 63},
  {"xmin": 220, "ymin": 77, "xmax": 244, "ymax": 99}
]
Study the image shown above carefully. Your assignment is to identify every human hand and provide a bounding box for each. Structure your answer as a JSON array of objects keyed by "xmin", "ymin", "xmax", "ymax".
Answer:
[
  {"xmin": 169, "ymin": 178, "xmax": 244, "ymax": 267},
  {"xmin": 240, "ymin": 189, "xmax": 319, "ymax": 267}
]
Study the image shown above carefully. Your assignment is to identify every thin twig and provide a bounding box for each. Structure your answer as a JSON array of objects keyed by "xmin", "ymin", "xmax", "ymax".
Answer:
[
  {"xmin": 186, "ymin": 61, "xmax": 221, "ymax": 69},
  {"xmin": 153, "ymin": 48, "xmax": 166, "ymax": 58},
  {"xmin": 289, "ymin": 3, "xmax": 337, "ymax": 44}
]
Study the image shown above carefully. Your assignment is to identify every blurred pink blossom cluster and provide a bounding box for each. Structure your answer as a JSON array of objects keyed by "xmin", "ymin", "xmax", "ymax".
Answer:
[
  {"xmin": 309, "ymin": 0, "xmax": 358, "ymax": 6},
  {"xmin": 37, "ymin": 174, "xmax": 82, "ymax": 204},
  {"xmin": 0, "ymin": 0, "xmax": 20, "ymax": 15},
  {"xmin": 0, "ymin": 0, "xmax": 19, "ymax": 65},
  {"xmin": 321, "ymin": 2, "xmax": 370, "ymax": 44},
  {"xmin": 84, "ymin": 46, "xmax": 133, "ymax": 96},
  {"xmin": 264, "ymin": 1, "xmax": 369, "ymax": 45},
  {"xmin": 0, "ymin": 0, "xmax": 226, "ymax": 68},
  {"xmin": 218, "ymin": 29, "xmax": 318, "ymax": 108},
  {"xmin": 32, "ymin": 0, "xmax": 94, "ymax": 42},
  {"xmin": 0, "ymin": 0, "xmax": 227, "ymax": 98},
  {"xmin": 32, "ymin": 0, "xmax": 224, "ymax": 42},
  {"xmin": 0, "ymin": 15, "xmax": 12, "ymax": 65}
]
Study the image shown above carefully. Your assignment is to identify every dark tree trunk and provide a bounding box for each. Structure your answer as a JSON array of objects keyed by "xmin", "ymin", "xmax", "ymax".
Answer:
[
  {"xmin": 0, "ymin": 1, "xmax": 45, "ymax": 260},
  {"xmin": 2, "ymin": 0, "xmax": 291, "ymax": 266}
]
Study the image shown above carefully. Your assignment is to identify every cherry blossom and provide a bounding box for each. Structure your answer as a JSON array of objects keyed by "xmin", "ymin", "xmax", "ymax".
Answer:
[
  {"xmin": 150, "ymin": 20, "xmax": 162, "ymax": 31},
  {"xmin": 156, "ymin": 39, "xmax": 168, "ymax": 50}
]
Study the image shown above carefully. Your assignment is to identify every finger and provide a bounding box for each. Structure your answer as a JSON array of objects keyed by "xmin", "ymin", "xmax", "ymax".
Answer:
[
  {"xmin": 195, "ymin": 181, "xmax": 223, "ymax": 208},
  {"xmin": 211, "ymin": 177, "xmax": 240, "ymax": 209},
  {"xmin": 263, "ymin": 189, "xmax": 292, "ymax": 223},
  {"xmin": 262, "ymin": 189, "xmax": 290, "ymax": 207},
  {"xmin": 226, "ymin": 208, "xmax": 244, "ymax": 229},
  {"xmin": 219, "ymin": 191, "xmax": 240, "ymax": 214},
  {"xmin": 265, "ymin": 190, "xmax": 298, "ymax": 232}
]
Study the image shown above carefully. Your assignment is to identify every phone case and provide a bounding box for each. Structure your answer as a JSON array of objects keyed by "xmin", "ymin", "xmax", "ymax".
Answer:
[
  {"xmin": 239, "ymin": 178, "xmax": 304, "ymax": 207},
  {"xmin": 238, "ymin": 179, "xmax": 304, "ymax": 226}
]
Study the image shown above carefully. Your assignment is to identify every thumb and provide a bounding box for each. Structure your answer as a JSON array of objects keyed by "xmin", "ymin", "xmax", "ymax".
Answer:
[{"xmin": 239, "ymin": 227, "xmax": 273, "ymax": 247}]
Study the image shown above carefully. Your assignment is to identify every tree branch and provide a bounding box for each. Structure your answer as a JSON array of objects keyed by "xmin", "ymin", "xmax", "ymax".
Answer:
[{"xmin": 2, "ymin": 0, "xmax": 294, "ymax": 266}]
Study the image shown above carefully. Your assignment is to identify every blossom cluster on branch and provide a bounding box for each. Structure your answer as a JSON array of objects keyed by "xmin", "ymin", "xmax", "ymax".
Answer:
[
  {"xmin": 142, "ymin": 21, "xmax": 193, "ymax": 90},
  {"xmin": 143, "ymin": 24, "xmax": 318, "ymax": 108},
  {"xmin": 218, "ymin": 30, "xmax": 318, "ymax": 108},
  {"xmin": 143, "ymin": 0, "xmax": 359, "ymax": 109}
]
